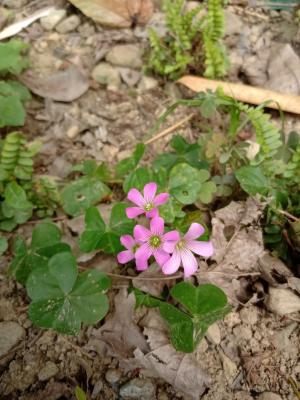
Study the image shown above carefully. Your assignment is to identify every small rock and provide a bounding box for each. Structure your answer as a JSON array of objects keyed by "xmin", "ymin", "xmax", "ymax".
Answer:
[
  {"xmin": 66, "ymin": 124, "xmax": 81, "ymax": 139},
  {"xmin": 206, "ymin": 323, "xmax": 221, "ymax": 345},
  {"xmin": 266, "ymin": 287, "xmax": 300, "ymax": 315},
  {"xmin": 48, "ymin": 157, "xmax": 72, "ymax": 178},
  {"xmin": 234, "ymin": 391, "xmax": 254, "ymax": 400},
  {"xmin": 239, "ymin": 307, "xmax": 259, "ymax": 325},
  {"xmin": 119, "ymin": 68, "xmax": 141, "ymax": 87},
  {"xmin": 120, "ymin": 378, "xmax": 156, "ymax": 400},
  {"xmin": 0, "ymin": 299, "xmax": 16, "ymax": 321},
  {"xmin": 92, "ymin": 62, "xmax": 121, "ymax": 90},
  {"xmin": 257, "ymin": 393, "xmax": 282, "ymax": 400},
  {"xmin": 0, "ymin": 7, "xmax": 12, "ymax": 30},
  {"xmin": 40, "ymin": 9, "xmax": 66, "ymax": 31},
  {"xmin": 224, "ymin": 311, "xmax": 241, "ymax": 329},
  {"xmin": 105, "ymin": 368, "xmax": 122, "ymax": 384},
  {"xmin": 0, "ymin": 322, "xmax": 25, "ymax": 358},
  {"xmin": 56, "ymin": 15, "xmax": 80, "ymax": 34},
  {"xmin": 38, "ymin": 361, "xmax": 59, "ymax": 381},
  {"xmin": 224, "ymin": 10, "xmax": 244, "ymax": 36},
  {"xmin": 272, "ymin": 323, "xmax": 297, "ymax": 352},
  {"xmin": 138, "ymin": 76, "xmax": 158, "ymax": 91},
  {"xmin": 233, "ymin": 325, "xmax": 252, "ymax": 341},
  {"xmin": 106, "ymin": 45, "xmax": 142, "ymax": 69}
]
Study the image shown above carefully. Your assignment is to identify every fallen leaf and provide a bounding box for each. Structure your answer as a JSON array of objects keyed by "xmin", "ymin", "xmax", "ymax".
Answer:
[
  {"xmin": 258, "ymin": 252, "xmax": 293, "ymax": 287},
  {"xmin": 0, "ymin": 7, "xmax": 55, "ymax": 40},
  {"xmin": 20, "ymin": 65, "xmax": 89, "ymax": 102},
  {"xmin": 67, "ymin": 0, "xmax": 153, "ymax": 28},
  {"xmin": 266, "ymin": 287, "xmax": 300, "ymax": 315},
  {"xmin": 90, "ymin": 289, "xmax": 149, "ymax": 358},
  {"xmin": 287, "ymin": 277, "xmax": 300, "ymax": 295}
]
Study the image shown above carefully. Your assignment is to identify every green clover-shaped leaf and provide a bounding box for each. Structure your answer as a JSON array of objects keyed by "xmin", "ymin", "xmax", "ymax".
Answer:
[
  {"xmin": 79, "ymin": 203, "xmax": 135, "ymax": 255},
  {"xmin": 235, "ymin": 165, "xmax": 269, "ymax": 196},
  {"xmin": 123, "ymin": 167, "xmax": 153, "ymax": 193},
  {"xmin": 9, "ymin": 223, "xmax": 71, "ymax": 284},
  {"xmin": 27, "ymin": 252, "xmax": 111, "ymax": 335},
  {"xmin": 115, "ymin": 143, "xmax": 145, "ymax": 179}
]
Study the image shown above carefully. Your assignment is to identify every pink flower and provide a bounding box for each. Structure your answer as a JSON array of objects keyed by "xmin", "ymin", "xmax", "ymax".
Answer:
[
  {"xmin": 126, "ymin": 182, "xmax": 169, "ymax": 219},
  {"xmin": 117, "ymin": 235, "xmax": 140, "ymax": 264},
  {"xmin": 134, "ymin": 216, "xmax": 179, "ymax": 271},
  {"xmin": 162, "ymin": 223, "xmax": 213, "ymax": 278}
]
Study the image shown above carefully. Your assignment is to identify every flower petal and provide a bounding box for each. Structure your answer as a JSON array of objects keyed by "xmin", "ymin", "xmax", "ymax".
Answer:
[
  {"xmin": 154, "ymin": 193, "xmax": 169, "ymax": 206},
  {"xmin": 153, "ymin": 249, "xmax": 170, "ymax": 266},
  {"xmin": 126, "ymin": 207, "xmax": 144, "ymax": 219},
  {"xmin": 146, "ymin": 208, "xmax": 158, "ymax": 219},
  {"xmin": 162, "ymin": 240, "xmax": 177, "ymax": 253},
  {"xmin": 184, "ymin": 223, "xmax": 205, "ymax": 240},
  {"xmin": 134, "ymin": 225, "xmax": 151, "ymax": 242},
  {"xmin": 135, "ymin": 243, "xmax": 152, "ymax": 271},
  {"xmin": 163, "ymin": 230, "xmax": 180, "ymax": 242},
  {"xmin": 120, "ymin": 234, "xmax": 135, "ymax": 250},
  {"xmin": 143, "ymin": 182, "xmax": 157, "ymax": 202},
  {"xmin": 117, "ymin": 250, "xmax": 134, "ymax": 264},
  {"xmin": 186, "ymin": 240, "xmax": 214, "ymax": 258},
  {"xmin": 128, "ymin": 188, "xmax": 145, "ymax": 207},
  {"xmin": 162, "ymin": 250, "xmax": 181, "ymax": 275},
  {"xmin": 181, "ymin": 249, "xmax": 198, "ymax": 278},
  {"xmin": 150, "ymin": 216, "xmax": 164, "ymax": 236}
]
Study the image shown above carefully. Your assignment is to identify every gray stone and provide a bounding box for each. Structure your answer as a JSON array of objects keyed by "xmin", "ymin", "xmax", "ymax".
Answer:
[
  {"xmin": 119, "ymin": 68, "xmax": 141, "ymax": 87},
  {"xmin": 38, "ymin": 361, "xmax": 59, "ymax": 381},
  {"xmin": 92, "ymin": 62, "xmax": 121, "ymax": 90},
  {"xmin": 257, "ymin": 393, "xmax": 282, "ymax": 400},
  {"xmin": 0, "ymin": 322, "xmax": 25, "ymax": 358},
  {"xmin": 239, "ymin": 307, "xmax": 259, "ymax": 325},
  {"xmin": 206, "ymin": 323, "xmax": 221, "ymax": 345},
  {"xmin": 120, "ymin": 378, "xmax": 156, "ymax": 400},
  {"xmin": 105, "ymin": 368, "xmax": 122, "ymax": 384},
  {"xmin": 56, "ymin": 15, "xmax": 80, "ymax": 34},
  {"xmin": 224, "ymin": 10, "xmax": 244, "ymax": 36},
  {"xmin": 40, "ymin": 9, "xmax": 66, "ymax": 31},
  {"xmin": 266, "ymin": 287, "xmax": 300, "ymax": 315},
  {"xmin": 138, "ymin": 76, "xmax": 158, "ymax": 91},
  {"xmin": 106, "ymin": 45, "xmax": 142, "ymax": 69}
]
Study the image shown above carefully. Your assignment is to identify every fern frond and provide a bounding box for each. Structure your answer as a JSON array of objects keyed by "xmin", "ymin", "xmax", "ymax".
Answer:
[{"xmin": 284, "ymin": 142, "xmax": 300, "ymax": 184}]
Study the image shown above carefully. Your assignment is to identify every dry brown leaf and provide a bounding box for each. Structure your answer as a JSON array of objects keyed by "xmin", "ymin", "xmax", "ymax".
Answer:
[
  {"xmin": 90, "ymin": 289, "xmax": 149, "ymax": 358},
  {"xmin": 258, "ymin": 252, "xmax": 293, "ymax": 287},
  {"xmin": 177, "ymin": 75, "xmax": 300, "ymax": 115},
  {"xmin": 132, "ymin": 263, "xmax": 176, "ymax": 297},
  {"xmin": 67, "ymin": 0, "xmax": 153, "ymax": 28},
  {"xmin": 133, "ymin": 325, "xmax": 211, "ymax": 400},
  {"xmin": 196, "ymin": 199, "xmax": 265, "ymax": 303},
  {"xmin": 20, "ymin": 66, "xmax": 89, "ymax": 102},
  {"xmin": 288, "ymin": 277, "xmax": 300, "ymax": 294}
]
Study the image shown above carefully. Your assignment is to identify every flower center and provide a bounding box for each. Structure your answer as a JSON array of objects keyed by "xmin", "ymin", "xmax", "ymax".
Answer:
[
  {"xmin": 149, "ymin": 235, "xmax": 161, "ymax": 248},
  {"xmin": 176, "ymin": 239, "xmax": 185, "ymax": 250},
  {"xmin": 144, "ymin": 202, "xmax": 153, "ymax": 212}
]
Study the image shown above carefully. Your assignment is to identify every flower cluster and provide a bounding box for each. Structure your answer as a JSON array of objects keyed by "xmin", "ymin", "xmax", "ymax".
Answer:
[{"xmin": 117, "ymin": 182, "xmax": 213, "ymax": 278}]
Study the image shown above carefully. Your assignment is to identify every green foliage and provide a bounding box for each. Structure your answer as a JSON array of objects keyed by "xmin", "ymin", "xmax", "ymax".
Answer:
[
  {"xmin": 9, "ymin": 222, "xmax": 71, "ymax": 284},
  {"xmin": 135, "ymin": 282, "xmax": 230, "ymax": 352},
  {"xmin": 203, "ymin": 0, "xmax": 229, "ymax": 78},
  {"xmin": 61, "ymin": 162, "xmax": 111, "ymax": 216},
  {"xmin": 79, "ymin": 203, "xmax": 135, "ymax": 255},
  {"xmin": 147, "ymin": 0, "xmax": 204, "ymax": 79},
  {"xmin": 75, "ymin": 387, "xmax": 87, "ymax": 400},
  {"xmin": 27, "ymin": 252, "xmax": 111, "ymax": 335},
  {"xmin": 116, "ymin": 143, "xmax": 145, "ymax": 179},
  {"xmin": 0, "ymin": 235, "xmax": 8, "ymax": 255},
  {"xmin": 0, "ymin": 40, "xmax": 31, "ymax": 128}
]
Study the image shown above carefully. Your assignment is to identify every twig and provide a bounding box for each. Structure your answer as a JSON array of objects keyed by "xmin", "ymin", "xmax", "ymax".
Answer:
[
  {"xmin": 106, "ymin": 272, "xmax": 183, "ymax": 281},
  {"xmin": 26, "ymin": 215, "xmax": 67, "ymax": 225},
  {"xmin": 277, "ymin": 209, "xmax": 300, "ymax": 222},
  {"xmin": 144, "ymin": 113, "xmax": 194, "ymax": 145}
]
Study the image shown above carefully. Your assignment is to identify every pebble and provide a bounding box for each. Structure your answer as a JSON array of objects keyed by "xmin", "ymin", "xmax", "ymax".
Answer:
[
  {"xmin": 224, "ymin": 10, "xmax": 244, "ymax": 36},
  {"xmin": 0, "ymin": 321, "xmax": 25, "ymax": 358},
  {"xmin": 40, "ymin": 9, "xmax": 66, "ymax": 31},
  {"xmin": 138, "ymin": 76, "xmax": 158, "ymax": 91},
  {"xmin": 105, "ymin": 368, "xmax": 122, "ymax": 384},
  {"xmin": 120, "ymin": 378, "xmax": 156, "ymax": 400},
  {"xmin": 233, "ymin": 325, "xmax": 252, "ymax": 341},
  {"xmin": 56, "ymin": 15, "xmax": 80, "ymax": 34},
  {"xmin": 257, "ymin": 393, "xmax": 282, "ymax": 400},
  {"xmin": 220, "ymin": 352, "xmax": 238, "ymax": 384},
  {"xmin": 38, "ymin": 361, "xmax": 59, "ymax": 381},
  {"xmin": 206, "ymin": 323, "xmax": 221, "ymax": 345},
  {"xmin": 119, "ymin": 68, "xmax": 141, "ymax": 87},
  {"xmin": 224, "ymin": 311, "xmax": 241, "ymax": 329},
  {"xmin": 266, "ymin": 287, "xmax": 300, "ymax": 315},
  {"xmin": 105, "ymin": 44, "xmax": 142, "ymax": 69},
  {"xmin": 92, "ymin": 62, "xmax": 121, "ymax": 90},
  {"xmin": 239, "ymin": 307, "xmax": 259, "ymax": 325}
]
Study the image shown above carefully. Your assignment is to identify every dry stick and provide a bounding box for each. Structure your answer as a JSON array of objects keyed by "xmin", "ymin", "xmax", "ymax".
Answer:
[
  {"xmin": 277, "ymin": 209, "xmax": 300, "ymax": 222},
  {"xmin": 144, "ymin": 113, "xmax": 194, "ymax": 145}
]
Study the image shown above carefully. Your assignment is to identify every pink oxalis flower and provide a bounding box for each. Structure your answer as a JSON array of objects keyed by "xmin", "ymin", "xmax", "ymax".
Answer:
[
  {"xmin": 117, "ymin": 235, "xmax": 140, "ymax": 264},
  {"xmin": 162, "ymin": 223, "xmax": 213, "ymax": 278},
  {"xmin": 134, "ymin": 216, "xmax": 179, "ymax": 271},
  {"xmin": 126, "ymin": 182, "xmax": 169, "ymax": 219}
]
